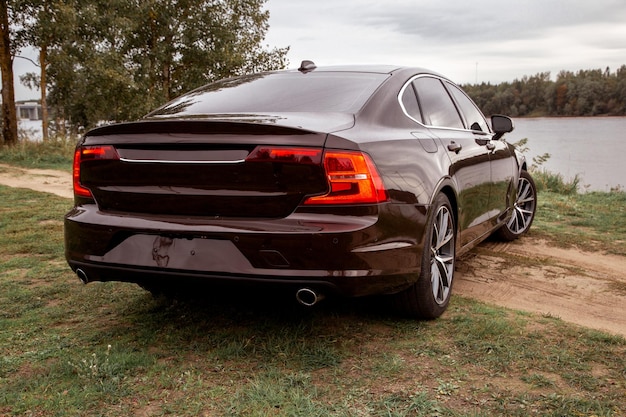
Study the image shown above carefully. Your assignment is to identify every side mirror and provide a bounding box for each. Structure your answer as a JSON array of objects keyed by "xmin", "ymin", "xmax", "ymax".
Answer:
[{"xmin": 491, "ymin": 115, "xmax": 514, "ymax": 140}]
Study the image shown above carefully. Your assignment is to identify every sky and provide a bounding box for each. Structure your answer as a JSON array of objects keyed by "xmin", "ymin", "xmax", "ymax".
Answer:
[
  {"xmin": 263, "ymin": 0, "xmax": 626, "ymax": 83},
  {"xmin": 12, "ymin": 0, "xmax": 626, "ymax": 101}
]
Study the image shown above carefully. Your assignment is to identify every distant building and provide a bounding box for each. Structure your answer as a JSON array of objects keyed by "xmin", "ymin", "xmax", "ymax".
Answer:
[{"xmin": 16, "ymin": 101, "xmax": 43, "ymax": 121}]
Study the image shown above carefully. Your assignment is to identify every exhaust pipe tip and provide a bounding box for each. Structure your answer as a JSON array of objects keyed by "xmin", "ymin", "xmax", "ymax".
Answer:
[
  {"xmin": 295, "ymin": 288, "xmax": 324, "ymax": 307},
  {"xmin": 76, "ymin": 268, "xmax": 88, "ymax": 284}
]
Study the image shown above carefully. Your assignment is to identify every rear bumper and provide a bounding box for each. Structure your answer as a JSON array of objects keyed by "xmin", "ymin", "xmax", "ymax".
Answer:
[
  {"xmin": 64, "ymin": 204, "xmax": 427, "ymax": 297},
  {"xmin": 66, "ymin": 260, "xmax": 417, "ymax": 297}
]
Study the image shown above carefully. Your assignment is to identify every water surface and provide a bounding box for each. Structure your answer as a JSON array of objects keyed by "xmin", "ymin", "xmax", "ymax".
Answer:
[{"xmin": 506, "ymin": 117, "xmax": 626, "ymax": 192}]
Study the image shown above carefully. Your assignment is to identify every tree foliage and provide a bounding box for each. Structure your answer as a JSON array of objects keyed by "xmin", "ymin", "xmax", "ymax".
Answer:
[
  {"xmin": 16, "ymin": 0, "xmax": 288, "ymax": 133},
  {"xmin": 13, "ymin": 0, "xmax": 74, "ymax": 141},
  {"xmin": 463, "ymin": 66, "xmax": 626, "ymax": 117}
]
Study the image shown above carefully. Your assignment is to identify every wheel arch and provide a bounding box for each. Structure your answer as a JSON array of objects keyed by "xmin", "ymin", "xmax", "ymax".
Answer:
[
  {"xmin": 513, "ymin": 146, "xmax": 529, "ymax": 174},
  {"xmin": 430, "ymin": 178, "xmax": 459, "ymax": 234}
]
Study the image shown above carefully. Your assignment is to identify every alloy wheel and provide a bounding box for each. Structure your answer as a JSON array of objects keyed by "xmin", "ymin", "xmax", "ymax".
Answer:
[
  {"xmin": 507, "ymin": 175, "xmax": 536, "ymax": 235},
  {"xmin": 430, "ymin": 205, "xmax": 455, "ymax": 305}
]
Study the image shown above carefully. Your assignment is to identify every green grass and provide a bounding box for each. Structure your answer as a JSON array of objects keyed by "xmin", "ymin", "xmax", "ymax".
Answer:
[
  {"xmin": 0, "ymin": 135, "xmax": 77, "ymax": 172},
  {"xmin": 532, "ymin": 169, "xmax": 581, "ymax": 195},
  {"xmin": 533, "ymin": 189, "xmax": 626, "ymax": 255},
  {"xmin": 1, "ymin": 185, "xmax": 625, "ymax": 416}
]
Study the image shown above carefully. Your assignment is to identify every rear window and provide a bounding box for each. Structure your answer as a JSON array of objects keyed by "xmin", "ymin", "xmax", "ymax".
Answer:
[{"xmin": 148, "ymin": 72, "xmax": 389, "ymax": 117}]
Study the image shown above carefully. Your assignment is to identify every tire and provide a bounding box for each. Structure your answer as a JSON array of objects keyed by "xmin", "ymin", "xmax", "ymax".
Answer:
[
  {"xmin": 497, "ymin": 170, "xmax": 537, "ymax": 241},
  {"xmin": 392, "ymin": 193, "xmax": 456, "ymax": 319}
]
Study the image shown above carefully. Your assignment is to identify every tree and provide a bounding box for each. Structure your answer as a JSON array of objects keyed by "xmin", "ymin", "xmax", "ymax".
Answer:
[
  {"xmin": 464, "ymin": 67, "xmax": 626, "ymax": 118},
  {"xmin": 38, "ymin": 0, "xmax": 288, "ymax": 131},
  {"xmin": 14, "ymin": 0, "xmax": 76, "ymax": 141},
  {"xmin": 17, "ymin": 1, "xmax": 81, "ymax": 141},
  {"xmin": 0, "ymin": 0, "xmax": 17, "ymax": 145},
  {"xmin": 125, "ymin": 0, "xmax": 288, "ymax": 103}
]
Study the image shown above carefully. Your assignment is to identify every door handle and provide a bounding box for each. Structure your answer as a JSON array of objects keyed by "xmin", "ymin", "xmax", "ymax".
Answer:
[
  {"xmin": 447, "ymin": 142, "xmax": 462, "ymax": 153},
  {"xmin": 486, "ymin": 142, "xmax": 496, "ymax": 151}
]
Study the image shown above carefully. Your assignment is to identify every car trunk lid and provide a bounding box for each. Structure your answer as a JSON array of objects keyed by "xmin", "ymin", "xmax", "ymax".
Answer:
[{"xmin": 78, "ymin": 120, "xmax": 332, "ymax": 218}]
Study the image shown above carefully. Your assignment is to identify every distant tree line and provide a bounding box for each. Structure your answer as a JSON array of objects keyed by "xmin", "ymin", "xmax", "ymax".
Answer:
[
  {"xmin": 1, "ymin": 0, "xmax": 288, "ymax": 144},
  {"xmin": 463, "ymin": 66, "xmax": 626, "ymax": 117}
]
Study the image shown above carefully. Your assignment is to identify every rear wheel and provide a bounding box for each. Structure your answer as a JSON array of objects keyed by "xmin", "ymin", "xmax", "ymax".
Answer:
[
  {"xmin": 392, "ymin": 193, "xmax": 455, "ymax": 319},
  {"xmin": 497, "ymin": 170, "xmax": 536, "ymax": 241}
]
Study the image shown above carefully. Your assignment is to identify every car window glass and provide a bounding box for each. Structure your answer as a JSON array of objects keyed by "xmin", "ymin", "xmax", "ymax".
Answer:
[
  {"xmin": 400, "ymin": 84, "xmax": 422, "ymax": 123},
  {"xmin": 412, "ymin": 77, "xmax": 463, "ymax": 129},
  {"xmin": 149, "ymin": 72, "xmax": 389, "ymax": 116},
  {"xmin": 446, "ymin": 83, "xmax": 489, "ymax": 132}
]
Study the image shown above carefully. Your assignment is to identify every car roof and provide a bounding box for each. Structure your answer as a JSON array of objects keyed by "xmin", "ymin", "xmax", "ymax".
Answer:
[
  {"xmin": 280, "ymin": 63, "xmax": 449, "ymax": 84},
  {"xmin": 288, "ymin": 64, "xmax": 403, "ymax": 74},
  {"xmin": 284, "ymin": 63, "xmax": 437, "ymax": 75}
]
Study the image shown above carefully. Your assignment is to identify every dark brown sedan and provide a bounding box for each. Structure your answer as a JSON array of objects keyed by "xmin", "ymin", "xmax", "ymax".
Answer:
[{"xmin": 64, "ymin": 62, "xmax": 536, "ymax": 319}]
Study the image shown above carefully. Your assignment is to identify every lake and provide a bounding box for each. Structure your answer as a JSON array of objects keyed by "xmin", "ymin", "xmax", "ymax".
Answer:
[{"xmin": 506, "ymin": 117, "xmax": 626, "ymax": 192}]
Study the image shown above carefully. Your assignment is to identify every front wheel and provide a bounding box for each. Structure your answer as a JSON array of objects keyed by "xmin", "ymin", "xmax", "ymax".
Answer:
[
  {"xmin": 391, "ymin": 193, "xmax": 456, "ymax": 319},
  {"xmin": 497, "ymin": 170, "xmax": 537, "ymax": 241}
]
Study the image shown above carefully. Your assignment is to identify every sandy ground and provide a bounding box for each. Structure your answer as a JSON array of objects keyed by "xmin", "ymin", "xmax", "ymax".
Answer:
[
  {"xmin": 456, "ymin": 239, "xmax": 626, "ymax": 337},
  {"xmin": 1, "ymin": 163, "xmax": 625, "ymax": 337},
  {"xmin": 0, "ymin": 163, "xmax": 73, "ymax": 199}
]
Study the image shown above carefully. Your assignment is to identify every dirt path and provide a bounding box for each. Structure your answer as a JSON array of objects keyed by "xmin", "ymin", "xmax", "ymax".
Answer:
[
  {"xmin": 456, "ymin": 239, "xmax": 626, "ymax": 337},
  {"xmin": 2, "ymin": 164, "xmax": 625, "ymax": 337},
  {"xmin": 0, "ymin": 164, "xmax": 73, "ymax": 199}
]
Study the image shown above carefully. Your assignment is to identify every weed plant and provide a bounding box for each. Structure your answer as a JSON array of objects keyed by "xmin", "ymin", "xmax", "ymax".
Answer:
[
  {"xmin": 513, "ymin": 137, "xmax": 578, "ymax": 194},
  {"xmin": 531, "ymin": 169, "xmax": 581, "ymax": 195}
]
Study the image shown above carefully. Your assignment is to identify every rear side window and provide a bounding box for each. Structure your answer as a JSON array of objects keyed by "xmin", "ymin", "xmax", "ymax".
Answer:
[
  {"xmin": 413, "ymin": 77, "xmax": 463, "ymax": 129},
  {"xmin": 149, "ymin": 72, "xmax": 389, "ymax": 117},
  {"xmin": 446, "ymin": 82, "xmax": 489, "ymax": 132},
  {"xmin": 400, "ymin": 83, "xmax": 422, "ymax": 123}
]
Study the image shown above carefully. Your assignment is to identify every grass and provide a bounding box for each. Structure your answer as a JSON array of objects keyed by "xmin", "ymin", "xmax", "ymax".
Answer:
[
  {"xmin": 1, "ymin": 140, "xmax": 625, "ymax": 415},
  {"xmin": 532, "ymin": 169, "xmax": 581, "ymax": 195},
  {"xmin": 1, "ymin": 185, "xmax": 625, "ymax": 416},
  {"xmin": 513, "ymin": 140, "xmax": 626, "ymax": 254},
  {"xmin": 532, "ymin": 185, "xmax": 626, "ymax": 255},
  {"xmin": 0, "ymin": 135, "xmax": 77, "ymax": 172}
]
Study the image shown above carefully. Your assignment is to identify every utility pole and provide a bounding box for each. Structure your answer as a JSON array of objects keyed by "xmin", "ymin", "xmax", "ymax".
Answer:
[{"xmin": 475, "ymin": 62, "xmax": 478, "ymax": 85}]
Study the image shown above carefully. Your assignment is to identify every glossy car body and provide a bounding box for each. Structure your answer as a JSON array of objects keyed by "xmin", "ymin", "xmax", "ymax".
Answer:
[{"xmin": 64, "ymin": 63, "xmax": 536, "ymax": 318}]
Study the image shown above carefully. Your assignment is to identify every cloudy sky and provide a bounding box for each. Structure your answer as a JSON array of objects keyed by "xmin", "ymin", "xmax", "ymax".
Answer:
[
  {"xmin": 13, "ymin": 0, "xmax": 626, "ymax": 100},
  {"xmin": 264, "ymin": 0, "xmax": 626, "ymax": 84}
]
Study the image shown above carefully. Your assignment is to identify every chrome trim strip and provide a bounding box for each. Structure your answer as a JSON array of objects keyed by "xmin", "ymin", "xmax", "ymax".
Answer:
[
  {"xmin": 119, "ymin": 158, "xmax": 246, "ymax": 164},
  {"xmin": 397, "ymin": 74, "xmax": 492, "ymax": 135}
]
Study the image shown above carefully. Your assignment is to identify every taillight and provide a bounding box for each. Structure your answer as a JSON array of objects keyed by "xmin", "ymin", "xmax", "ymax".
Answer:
[
  {"xmin": 305, "ymin": 150, "xmax": 388, "ymax": 205},
  {"xmin": 245, "ymin": 146, "xmax": 387, "ymax": 205},
  {"xmin": 73, "ymin": 145, "xmax": 119, "ymax": 198},
  {"xmin": 245, "ymin": 146, "xmax": 322, "ymax": 165}
]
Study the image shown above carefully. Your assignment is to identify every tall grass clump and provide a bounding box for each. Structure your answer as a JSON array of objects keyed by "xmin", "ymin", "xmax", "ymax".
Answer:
[
  {"xmin": 0, "ymin": 134, "xmax": 77, "ymax": 171},
  {"xmin": 513, "ymin": 138, "xmax": 580, "ymax": 195},
  {"xmin": 531, "ymin": 169, "xmax": 580, "ymax": 195}
]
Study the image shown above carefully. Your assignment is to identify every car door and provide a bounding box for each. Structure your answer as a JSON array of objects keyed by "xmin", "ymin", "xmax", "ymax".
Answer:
[
  {"xmin": 411, "ymin": 76, "xmax": 494, "ymax": 247},
  {"xmin": 445, "ymin": 81, "xmax": 515, "ymax": 230}
]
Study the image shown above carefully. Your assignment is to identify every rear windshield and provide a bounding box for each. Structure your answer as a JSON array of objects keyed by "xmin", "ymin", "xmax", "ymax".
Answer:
[{"xmin": 148, "ymin": 71, "xmax": 389, "ymax": 117}]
